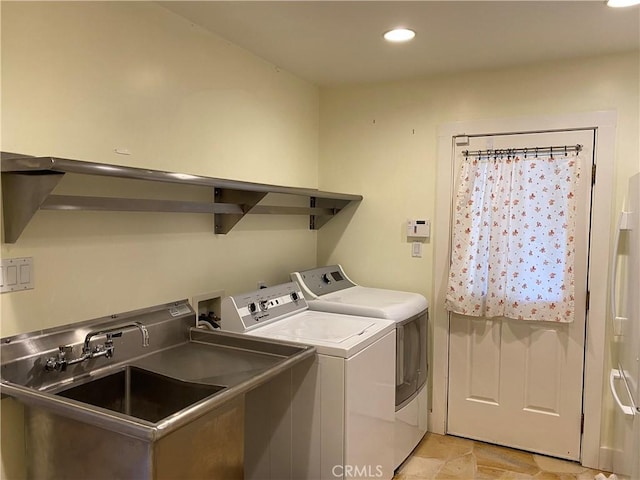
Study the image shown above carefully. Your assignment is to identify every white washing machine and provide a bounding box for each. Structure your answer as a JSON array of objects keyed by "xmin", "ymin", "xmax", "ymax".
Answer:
[
  {"xmin": 222, "ymin": 282, "xmax": 396, "ymax": 480},
  {"xmin": 291, "ymin": 265, "xmax": 429, "ymax": 468}
]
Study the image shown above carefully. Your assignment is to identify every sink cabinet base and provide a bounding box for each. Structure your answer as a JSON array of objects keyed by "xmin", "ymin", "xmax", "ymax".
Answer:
[{"xmin": 25, "ymin": 396, "xmax": 244, "ymax": 480}]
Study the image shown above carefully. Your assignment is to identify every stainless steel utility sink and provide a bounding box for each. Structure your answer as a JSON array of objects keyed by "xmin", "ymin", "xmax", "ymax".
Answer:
[
  {"xmin": 56, "ymin": 366, "xmax": 226, "ymax": 423},
  {"xmin": 0, "ymin": 300, "xmax": 316, "ymax": 479}
]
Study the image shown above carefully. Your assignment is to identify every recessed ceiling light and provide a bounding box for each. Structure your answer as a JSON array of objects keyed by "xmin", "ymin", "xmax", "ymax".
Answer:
[
  {"xmin": 383, "ymin": 28, "xmax": 416, "ymax": 43},
  {"xmin": 607, "ymin": 0, "xmax": 640, "ymax": 6}
]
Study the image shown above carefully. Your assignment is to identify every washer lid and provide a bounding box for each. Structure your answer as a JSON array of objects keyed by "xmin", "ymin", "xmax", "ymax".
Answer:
[
  {"xmin": 246, "ymin": 310, "xmax": 394, "ymax": 357},
  {"xmin": 271, "ymin": 314, "xmax": 376, "ymax": 343},
  {"xmin": 309, "ymin": 286, "xmax": 428, "ymax": 321}
]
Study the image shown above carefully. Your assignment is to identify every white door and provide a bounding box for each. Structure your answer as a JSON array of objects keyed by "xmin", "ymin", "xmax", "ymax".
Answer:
[{"xmin": 447, "ymin": 129, "xmax": 595, "ymax": 460}]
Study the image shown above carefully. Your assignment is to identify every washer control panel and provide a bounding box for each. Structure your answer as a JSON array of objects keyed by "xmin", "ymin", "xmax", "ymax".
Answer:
[
  {"xmin": 291, "ymin": 265, "xmax": 357, "ymax": 297},
  {"xmin": 221, "ymin": 282, "xmax": 307, "ymax": 332}
]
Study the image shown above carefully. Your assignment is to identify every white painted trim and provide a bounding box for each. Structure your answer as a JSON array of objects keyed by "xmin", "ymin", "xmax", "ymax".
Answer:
[{"xmin": 432, "ymin": 111, "xmax": 617, "ymax": 470}]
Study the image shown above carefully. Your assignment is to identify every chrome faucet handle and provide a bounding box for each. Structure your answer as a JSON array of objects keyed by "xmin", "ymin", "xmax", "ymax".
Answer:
[
  {"xmin": 58, "ymin": 345, "xmax": 73, "ymax": 357},
  {"xmin": 103, "ymin": 332, "xmax": 121, "ymax": 358},
  {"xmin": 44, "ymin": 345, "xmax": 73, "ymax": 372},
  {"xmin": 105, "ymin": 332, "xmax": 123, "ymax": 342}
]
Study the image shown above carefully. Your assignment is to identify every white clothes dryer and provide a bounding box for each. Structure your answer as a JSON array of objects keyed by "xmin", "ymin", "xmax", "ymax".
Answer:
[
  {"xmin": 222, "ymin": 282, "xmax": 396, "ymax": 480},
  {"xmin": 291, "ymin": 265, "xmax": 428, "ymax": 469}
]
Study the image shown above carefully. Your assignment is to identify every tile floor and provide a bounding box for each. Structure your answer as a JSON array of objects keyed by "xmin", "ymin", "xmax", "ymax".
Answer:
[{"xmin": 394, "ymin": 433, "xmax": 616, "ymax": 480}]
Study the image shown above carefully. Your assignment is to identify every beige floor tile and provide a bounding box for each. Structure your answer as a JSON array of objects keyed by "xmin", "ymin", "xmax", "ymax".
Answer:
[
  {"xmin": 474, "ymin": 442, "xmax": 540, "ymax": 476},
  {"xmin": 499, "ymin": 472, "xmax": 536, "ymax": 480},
  {"xmin": 476, "ymin": 465, "xmax": 511, "ymax": 479},
  {"xmin": 398, "ymin": 456, "xmax": 445, "ymax": 479},
  {"xmin": 434, "ymin": 452, "xmax": 476, "ymax": 479},
  {"xmin": 404, "ymin": 434, "xmax": 613, "ymax": 480},
  {"xmin": 413, "ymin": 433, "xmax": 475, "ymax": 461},
  {"xmin": 533, "ymin": 455, "xmax": 588, "ymax": 474},
  {"xmin": 399, "ymin": 476, "xmax": 442, "ymax": 480},
  {"xmin": 532, "ymin": 472, "xmax": 581, "ymax": 480}
]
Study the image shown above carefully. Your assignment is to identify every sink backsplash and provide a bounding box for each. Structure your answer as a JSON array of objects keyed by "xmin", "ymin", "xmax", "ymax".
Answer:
[{"xmin": 1, "ymin": 300, "xmax": 194, "ymax": 392}]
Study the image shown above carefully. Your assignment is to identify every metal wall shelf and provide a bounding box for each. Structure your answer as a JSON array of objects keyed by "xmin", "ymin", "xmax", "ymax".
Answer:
[{"xmin": 1, "ymin": 152, "xmax": 362, "ymax": 243}]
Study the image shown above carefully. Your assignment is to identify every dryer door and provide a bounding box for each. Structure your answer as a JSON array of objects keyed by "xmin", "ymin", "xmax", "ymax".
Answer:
[{"xmin": 396, "ymin": 310, "xmax": 428, "ymax": 409}]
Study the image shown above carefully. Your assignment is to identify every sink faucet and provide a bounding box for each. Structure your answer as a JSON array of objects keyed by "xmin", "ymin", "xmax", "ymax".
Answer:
[
  {"xmin": 83, "ymin": 321, "xmax": 150, "ymax": 357},
  {"xmin": 45, "ymin": 322, "xmax": 149, "ymax": 372}
]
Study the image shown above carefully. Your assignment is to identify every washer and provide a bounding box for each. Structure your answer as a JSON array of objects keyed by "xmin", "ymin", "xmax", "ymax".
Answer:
[
  {"xmin": 222, "ymin": 282, "xmax": 396, "ymax": 480},
  {"xmin": 291, "ymin": 265, "xmax": 429, "ymax": 468}
]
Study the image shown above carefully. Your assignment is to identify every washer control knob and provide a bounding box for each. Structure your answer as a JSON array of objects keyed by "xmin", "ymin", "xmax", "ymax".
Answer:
[
  {"xmin": 321, "ymin": 273, "xmax": 332, "ymax": 284},
  {"xmin": 291, "ymin": 292, "xmax": 299, "ymax": 302},
  {"xmin": 259, "ymin": 300, "xmax": 269, "ymax": 312},
  {"xmin": 248, "ymin": 302, "xmax": 258, "ymax": 314}
]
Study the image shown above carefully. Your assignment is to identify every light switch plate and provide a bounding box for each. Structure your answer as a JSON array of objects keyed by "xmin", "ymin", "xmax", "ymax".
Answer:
[
  {"xmin": 1, "ymin": 257, "xmax": 34, "ymax": 293},
  {"xmin": 411, "ymin": 242, "xmax": 422, "ymax": 258}
]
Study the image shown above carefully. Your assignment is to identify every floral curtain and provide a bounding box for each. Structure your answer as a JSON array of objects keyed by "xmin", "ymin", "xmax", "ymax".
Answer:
[{"xmin": 445, "ymin": 151, "xmax": 581, "ymax": 323}]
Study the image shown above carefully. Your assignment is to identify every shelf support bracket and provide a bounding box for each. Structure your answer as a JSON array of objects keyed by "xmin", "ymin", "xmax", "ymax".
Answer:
[
  {"xmin": 2, "ymin": 172, "xmax": 64, "ymax": 243},
  {"xmin": 310, "ymin": 196, "xmax": 349, "ymax": 230},
  {"xmin": 214, "ymin": 188, "xmax": 267, "ymax": 234}
]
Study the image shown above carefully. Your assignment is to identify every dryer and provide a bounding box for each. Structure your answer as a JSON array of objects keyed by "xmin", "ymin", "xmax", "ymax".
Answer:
[
  {"xmin": 291, "ymin": 265, "xmax": 428, "ymax": 468},
  {"xmin": 222, "ymin": 282, "xmax": 396, "ymax": 480}
]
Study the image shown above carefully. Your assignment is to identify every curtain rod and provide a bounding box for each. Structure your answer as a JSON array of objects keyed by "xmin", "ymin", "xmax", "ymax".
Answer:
[{"xmin": 463, "ymin": 144, "xmax": 583, "ymax": 158}]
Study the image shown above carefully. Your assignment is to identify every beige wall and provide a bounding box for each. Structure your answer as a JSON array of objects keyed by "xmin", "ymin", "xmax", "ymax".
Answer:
[
  {"xmin": 318, "ymin": 52, "xmax": 639, "ymax": 295},
  {"xmin": 318, "ymin": 52, "xmax": 639, "ymax": 462},
  {"xmin": 0, "ymin": 2, "xmax": 320, "ymax": 477}
]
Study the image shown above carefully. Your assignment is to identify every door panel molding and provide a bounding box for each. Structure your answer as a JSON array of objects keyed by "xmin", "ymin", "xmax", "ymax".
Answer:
[
  {"xmin": 467, "ymin": 317, "xmax": 501, "ymax": 405},
  {"xmin": 523, "ymin": 326, "xmax": 563, "ymax": 415}
]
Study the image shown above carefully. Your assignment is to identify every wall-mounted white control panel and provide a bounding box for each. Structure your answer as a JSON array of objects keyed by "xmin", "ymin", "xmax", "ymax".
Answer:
[{"xmin": 406, "ymin": 219, "xmax": 430, "ymax": 238}]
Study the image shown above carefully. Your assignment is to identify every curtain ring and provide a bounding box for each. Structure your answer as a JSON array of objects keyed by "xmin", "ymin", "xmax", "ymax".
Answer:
[{"xmin": 535, "ymin": 147, "xmax": 538, "ymax": 158}]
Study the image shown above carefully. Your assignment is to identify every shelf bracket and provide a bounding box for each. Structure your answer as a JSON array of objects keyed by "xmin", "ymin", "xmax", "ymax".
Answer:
[
  {"xmin": 309, "ymin": 196, "xmax": 349, "ymax": 230},
  {"xmin": 214, "ymin": 188, "xmax": 267, "ymax": 234},
  {"xmin": 2, "ymin": 172, "xmax": 65, "ymax": 243}
]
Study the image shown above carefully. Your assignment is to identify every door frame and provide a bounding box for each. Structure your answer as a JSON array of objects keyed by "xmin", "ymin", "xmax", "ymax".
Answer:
[{"xmin": 432, "ymin": 111, "xmax": 617, "ymax": 470}]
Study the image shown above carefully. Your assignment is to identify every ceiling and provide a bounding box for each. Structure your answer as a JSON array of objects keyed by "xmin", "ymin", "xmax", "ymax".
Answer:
[{"xmin": 160, "ymin": 1, "xmax": 640, "ymax": 87}]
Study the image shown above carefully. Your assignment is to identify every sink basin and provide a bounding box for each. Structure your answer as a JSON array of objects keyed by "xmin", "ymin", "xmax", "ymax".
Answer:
[{"xmin": 56, "ymin": 366, "xmax": 226, "ymax": 423}]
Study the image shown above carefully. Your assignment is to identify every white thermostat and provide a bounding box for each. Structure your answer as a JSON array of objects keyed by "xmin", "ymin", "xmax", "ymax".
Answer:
[{"xmin": 407, "ymin": 219, "xmax": 430, "ymax": 238}]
